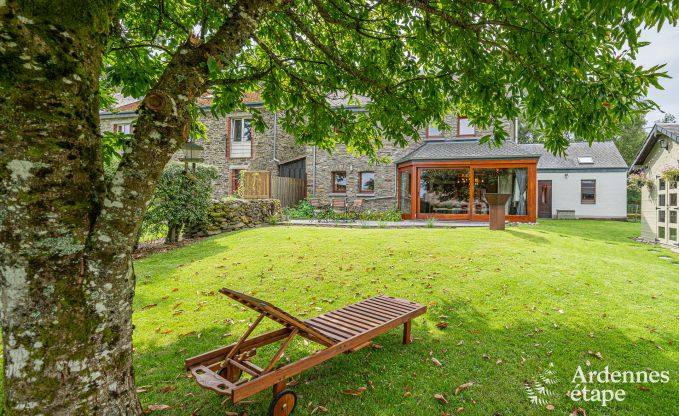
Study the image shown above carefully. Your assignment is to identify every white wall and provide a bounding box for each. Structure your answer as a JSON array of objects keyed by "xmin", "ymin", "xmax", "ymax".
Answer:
[{"xmin": 537, "ymin": 170, "xmax": 628, "ymax": 219}]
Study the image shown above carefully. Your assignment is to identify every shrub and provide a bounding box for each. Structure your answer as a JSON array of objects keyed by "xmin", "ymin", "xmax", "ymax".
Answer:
[
  {"xmin": 358, "ymin": 208, "xmax": 402, "ymax": 222},
  {"xmin": 283, "ymin": 198, "xmax": 315, "ymax": 219},
  {"xmin": 141, "ymin": 162, "xmax": 218, "ymax": 243},
  {"xmin": 283, "ymin": 199, "xmax": 402, "ymax": 222}
]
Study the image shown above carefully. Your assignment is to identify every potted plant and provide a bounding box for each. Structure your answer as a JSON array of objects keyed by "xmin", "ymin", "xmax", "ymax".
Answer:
[
  {"xmin": 627, "ymin": 171, "xmax": 654, "ymax": 191},
  {"xmin": 660, "ymin": 165, "xmax": 679, "ymax": 183}
]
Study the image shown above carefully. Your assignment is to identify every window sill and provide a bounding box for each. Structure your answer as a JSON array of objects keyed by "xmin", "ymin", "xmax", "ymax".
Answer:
[
  {"xmin": 358, "ymin": 193, "xmax": 375, "ymax": 197},
  {"xmin": 329, "ymin": 192, "xmax": 347, "ymax": 196}
]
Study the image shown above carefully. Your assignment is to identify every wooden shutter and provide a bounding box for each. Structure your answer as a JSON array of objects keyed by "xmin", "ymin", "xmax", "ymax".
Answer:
[{"xmin": 225, "ymin": 117, "xmax": 231, "ymax": 159}]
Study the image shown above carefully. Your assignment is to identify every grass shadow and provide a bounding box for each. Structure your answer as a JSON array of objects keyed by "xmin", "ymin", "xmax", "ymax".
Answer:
[{"xmin": 133, "ymin": 296, "xmax": 679, "ymax": 416}]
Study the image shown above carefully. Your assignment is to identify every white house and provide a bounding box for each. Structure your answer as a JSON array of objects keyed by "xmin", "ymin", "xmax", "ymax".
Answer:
[
  {"xmin": 630, "ymin": 124, "xmax": 679, "ymax": 246},
  {"xmin": 520, "ymin": 142, "xmax": 628, "ymax": 219}
]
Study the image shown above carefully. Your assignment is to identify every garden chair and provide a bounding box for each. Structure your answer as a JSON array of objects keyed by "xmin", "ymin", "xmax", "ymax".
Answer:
[
  {"xmin": 330, "ymin": 198, "xmax": 347, "ymax": 214},
  {"xmin": 185, "ymin": 288, "xmax": 426, "ymax": 415},
  {"xmin": 347, "ymin": 199, "xmax": 364, "ymax": 221},
  {"xmin": 308, "ymin": 198, "xmax": 328, "ymax": 221}
]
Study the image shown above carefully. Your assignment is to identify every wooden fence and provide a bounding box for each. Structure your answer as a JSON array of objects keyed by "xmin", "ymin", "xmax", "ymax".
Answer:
[
  {"xmin": 242, "ymin": 171, "xmax": 271, "ymax": 199},
  {"xmin": 272, "ymin": 176, "xmax": 306, "ymax": 208},
  {"xmin": 242, "ymin": 171, "xmax": 306, "ymax": 207}
]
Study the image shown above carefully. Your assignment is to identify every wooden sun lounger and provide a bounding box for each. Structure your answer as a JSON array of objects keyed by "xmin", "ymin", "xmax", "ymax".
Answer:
[{"xmin": 185, "ymin": 288, "xmax": 426, "ymax": 416}]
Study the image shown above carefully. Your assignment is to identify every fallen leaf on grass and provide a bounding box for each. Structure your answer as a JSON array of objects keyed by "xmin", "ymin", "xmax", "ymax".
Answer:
[
  {"xmin": 431, "ymin": 357, "xmax": 443, "ymax": 367},
  {"xmin": 342, "ymin": 387, "xmax": 367, "ymax": 396},
  {"xmin": 146, "ymin": 404, "xmax": 172, "ymax": 412},
  {"xmin": 569, "ymin": 407, "xmax": 587, "ymax": 416},
  {"xmin": 456, "ymin": 407, "xmax": 465, "ymax": 413},
  {"xmin": 171, "ymin": 288, "xmax": 179, "ymax": 292},
  {"xmin": 496, "ymin": 358, "xmax": 503, "ymax": 365},
  {"xmin": 371, "ymin": 343, "xmax": 383, "ymax": 349},
  {"xmin": 172, "ymin": 302, "xmax": 183, "ymax": 310},
  {"xmin": 310, "ymin": 405, "xmax": 328, "ymax": 414},
  {"xmin": 434, "ymin": 393, "xmax": 448, "ymax": 404},
  {"xmin": 136, "ymin": 385, "xmax": 151, "ymax": 393},
  {"xmin": 158, "ymin": 386, "xmax": 176, "ymax": 393},
  {"xmin": 454, "ymin": 382, "xmax": 474, "ymax": 395},
  {"xmin": 142, "ymin": 304, "xmax": 158, "ymax": 310},
  {"xmin": 546, "ymin": 404, "xmax": 555, "ymax": 411},
  {"xmin": 588, "ymin": 350, "xmax": 604, "ymax": 360},
  {"xmin": 224, "ymin": 412, "xmax": 239, "ymax": 416},
  {"xmin": 639, "ymin": 386, "xmax": 651, "ymax": 391},
  {"xmin": 436, "ymin": 322, "xmax": 449, "ymax": 329},
  {"xmin": 404, "ymin": 391, "xmax": 412, "ymax": 397}
]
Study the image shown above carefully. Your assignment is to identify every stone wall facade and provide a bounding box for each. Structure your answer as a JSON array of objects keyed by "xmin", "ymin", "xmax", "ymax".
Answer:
[
  {"xmin": 100, "ymin": 106, "xmax": 306, "ymax": 200},
  {"xmin": 100, "ymin": 103, "xmax": 515, "ymax": 211},
  {"xmin": 183, "ymin": 199, "xmax": 280, "ymax": 238}
]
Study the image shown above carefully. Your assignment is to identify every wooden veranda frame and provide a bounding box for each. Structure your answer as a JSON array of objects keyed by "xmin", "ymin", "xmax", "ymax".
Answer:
[{"xmin": 397, "ymin": 159, "xmax": 538, "ymax": 222}]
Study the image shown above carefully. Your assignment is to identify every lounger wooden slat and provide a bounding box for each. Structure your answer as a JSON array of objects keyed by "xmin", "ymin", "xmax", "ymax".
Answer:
[
  {"xmin": 340, "ymin": 305, "xmax": 393, "ymax": 323},
  {"xmin": 366, "ymin": 296, "xmax": 417, "ymax": 310},
  {"xmin": 330, "ymin": 309, "xmax": 384, "ymax": 326},
  {"xmin": 325, "ymin": 312, "xmax": 374, "ymax": 330},
  {"xmin": 365, "ymin": 297, "xmax": 415, "ymax": 312},
  {"xmin": 345, "ymin": 303, "xmax": 400, "ymax": 320},
  {"xmin": 306, "ymin": 320, "xmax": 353, "ymax": 340},
  {"xmin": 186, "ymin": 288, "xmax": 426, "ymax": 415},
  {"xmin": 360, "ymin": 299, "xmax": 409, "ymax": 315},
  {"xmin": 311, "ymin": 315, "xmax": 364, "ymax": 335},
  {"xmin": 372, "ymin": 297, "xmax": 421, "ymax": 313}
]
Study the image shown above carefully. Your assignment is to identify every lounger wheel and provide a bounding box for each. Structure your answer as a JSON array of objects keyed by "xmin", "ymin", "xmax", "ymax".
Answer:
[{"xmin": 269, "ymin": 389, "xmax": 297, "ymax": 416}]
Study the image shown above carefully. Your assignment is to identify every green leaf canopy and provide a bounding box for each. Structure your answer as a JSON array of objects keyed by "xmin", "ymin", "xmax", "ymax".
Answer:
[{"xmin": 103, "ymin": 0, "xmax": 679, "ymax": 156}]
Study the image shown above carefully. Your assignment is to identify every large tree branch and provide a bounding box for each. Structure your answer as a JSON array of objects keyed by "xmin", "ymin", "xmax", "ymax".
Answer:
[{"xmin": 89, "ymin": 0, "xmax": 284, "ymax": 259}]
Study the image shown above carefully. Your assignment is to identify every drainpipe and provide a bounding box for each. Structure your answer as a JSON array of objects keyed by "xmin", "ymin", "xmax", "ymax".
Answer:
[
  {"xmin": 272, "ymin": 111, "xmax": 280, "ymax": 164},
  {"xmin": 514, "ymin": 117, "xmax": 519, "ymax": 143},
  {"xmin": 312, "ymin": 145, "xmax": 317, "ymax": 196}
]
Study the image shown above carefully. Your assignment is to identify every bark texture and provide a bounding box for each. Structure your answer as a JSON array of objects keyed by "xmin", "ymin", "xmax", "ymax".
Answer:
[{"xmin": 0, "ymin": 0, "xmax": 280, "ymax": 414}]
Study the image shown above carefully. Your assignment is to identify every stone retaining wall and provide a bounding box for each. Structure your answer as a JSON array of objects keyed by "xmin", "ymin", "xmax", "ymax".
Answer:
[{"xmin": 184, "ymin": 199, "xmax": 281, "ymax": 238}]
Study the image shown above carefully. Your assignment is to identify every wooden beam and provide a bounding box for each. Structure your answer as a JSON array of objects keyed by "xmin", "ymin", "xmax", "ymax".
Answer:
[
  {"xmin": 225, "ymin": 313, "xmax": 265, "ymax": 362},
  {"xmin": 263, "ymin": 328, "xmax": 299, "ymax": 373}
]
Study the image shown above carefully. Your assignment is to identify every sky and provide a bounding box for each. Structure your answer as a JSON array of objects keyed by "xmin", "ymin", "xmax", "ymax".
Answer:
[{"xmin": 637, "ymin": 25, "xmax": 679, "ymax": 127}]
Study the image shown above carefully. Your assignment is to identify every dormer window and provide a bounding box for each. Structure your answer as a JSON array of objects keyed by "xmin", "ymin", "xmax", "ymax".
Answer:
[
  {"xmin": 457, "ymin": 117, "xmax": 475, "ymax": 136},
  {"xmin": 426, "ymin": 123, "xmax": 444, "ymax": 138},
  {"xmin": 577, "ymin": 156, "xmax": 594, "ymax": 164}
]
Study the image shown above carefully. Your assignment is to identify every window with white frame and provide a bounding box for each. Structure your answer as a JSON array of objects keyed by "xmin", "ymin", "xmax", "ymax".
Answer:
[{"xmin": 113, "ymin": 123, "xmax": 132, "ymax": 134}]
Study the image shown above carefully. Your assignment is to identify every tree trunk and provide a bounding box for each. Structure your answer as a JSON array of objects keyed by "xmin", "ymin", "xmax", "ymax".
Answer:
[
  {"xmin": 0, "ymin": 2, "xmax": 141, "ymax": 415},
  {"xmin": 0, "ymin": 0, "xmax": 281, "ymax": 414},
  {"xmin": 166, "ymin": 223, "xmax": 179, "ymax": 244}
]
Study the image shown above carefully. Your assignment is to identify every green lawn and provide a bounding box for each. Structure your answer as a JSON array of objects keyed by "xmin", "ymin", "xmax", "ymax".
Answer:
[{"xmin": 133, "ymin": 220, "xmax": 679, "ymax": 415}]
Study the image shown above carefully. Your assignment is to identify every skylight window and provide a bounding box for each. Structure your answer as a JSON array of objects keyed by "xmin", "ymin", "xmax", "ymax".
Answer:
[{"xmin": 577, "ymin": 156, "xmax": 594, "ymax": 164}]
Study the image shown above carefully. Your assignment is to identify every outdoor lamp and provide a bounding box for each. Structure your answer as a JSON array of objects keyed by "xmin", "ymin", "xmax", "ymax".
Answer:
[{"xmin": 181, "ymin": 141, "xmax": 204, "ymax": 172}]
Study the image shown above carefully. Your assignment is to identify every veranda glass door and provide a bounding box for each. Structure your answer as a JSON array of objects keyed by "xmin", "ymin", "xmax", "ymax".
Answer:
[
  {"xmin": 418, "ymin": 168, "xmax": 471, "ymax": 219},
  {"xmin": 657, "ymin": 178, "xmax": 678, "ymax": 245},
  {"xmin": 472, "ymin": 168, "xmax": 529, "ymax": 220}
]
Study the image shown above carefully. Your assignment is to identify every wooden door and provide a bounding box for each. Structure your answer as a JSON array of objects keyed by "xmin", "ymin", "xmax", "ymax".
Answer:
[{"xmin": 538, "ymin": 180, "xmax": 552, "ymax": 219}]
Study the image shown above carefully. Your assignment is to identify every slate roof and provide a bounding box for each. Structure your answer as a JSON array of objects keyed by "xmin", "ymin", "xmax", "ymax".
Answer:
[
  {"xmin": 101, "ymin": 91, "xmax": 367, "ymax": 115},
  {"xmin": 397, "ymin": 139, "xmax": 541, "ymax": 163},
  {"xmin": 631, "ymin": 123, "xmax": 679, "ymax": 168},
  {"xmin": 520, "ymin": 142, "xmax": 627, "ymax": 170}
]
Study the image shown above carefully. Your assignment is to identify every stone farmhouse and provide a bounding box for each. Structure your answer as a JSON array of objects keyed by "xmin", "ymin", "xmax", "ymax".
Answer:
[{"xmin": 101, "ymin": 94, "xmax": 628, "ymax": 223}]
